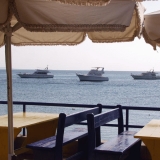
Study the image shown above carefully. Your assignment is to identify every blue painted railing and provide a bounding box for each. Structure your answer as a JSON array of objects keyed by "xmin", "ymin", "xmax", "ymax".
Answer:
[{"xmin": 1, "ymin": 101, "xmax": 160, "ymax": 135}]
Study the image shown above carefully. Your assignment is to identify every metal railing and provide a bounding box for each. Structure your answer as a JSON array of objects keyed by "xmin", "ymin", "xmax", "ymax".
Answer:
[{"xmin": 1, "ymin": 101, "xmax": 160, "ymax": 134}]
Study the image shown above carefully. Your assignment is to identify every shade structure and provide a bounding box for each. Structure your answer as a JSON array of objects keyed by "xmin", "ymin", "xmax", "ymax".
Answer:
[
  {"xmin": 0, "ymin": 0, "xmax": 145, "ymax": 46},
  {"xmin": 0, "ymin": 0, "xmax": 145, "ymax": 160},
  {"xmin": 143, "ymin": 10, "xmax": 160, "ymax": 50},
  {"xmin": 10, "ymin": 0, "xmax": 137, "ymax": 32}
]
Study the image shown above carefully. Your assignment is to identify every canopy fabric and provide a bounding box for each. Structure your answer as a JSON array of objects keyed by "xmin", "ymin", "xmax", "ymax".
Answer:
[
  {"xmin": 88, "ymin": 3, "xmax": 144, "ymax": 43},
  {"xmin": 12, "ymin": 31, "xmax": 86, "ymax": 46},
  {"xmin": 0, "ymin": 0, "xmax": 12, "ymax": 28},
  {"xmin": 0, "ymin": 1, "xmax": 144, "ymax": 46},
  {"xmin": 0, "ymin": 32, "xmax": 4, "ymax": 47},
  {"xmin": 10, "ymin": 0, "xmax": 137, "ymax": 32},
  {"xmin": 8, "ymin": 17, "xmax": 85, "ymax": 46},
  {"xmin": 43, "ymin": 0, "xmax": 143, "ymax": 6},
  {"xmin": 143, "ymin": 10, "xmax": 160, "ymax": 50},
  {"xmin": 53, "ymin": 0, "xmax": 111, "ymax": 6}
]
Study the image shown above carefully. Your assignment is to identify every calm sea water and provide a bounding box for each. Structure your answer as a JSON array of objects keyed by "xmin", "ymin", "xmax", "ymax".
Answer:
[{"xmin": 1, "ymin": 69, "xmax": 160, "ymax": 138}]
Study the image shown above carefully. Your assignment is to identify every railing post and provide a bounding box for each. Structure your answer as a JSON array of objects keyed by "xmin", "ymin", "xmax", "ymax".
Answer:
[
  {"xmin": 23, "ymin": 104, "xmax": 26, "ymax": 136},
  {"xmin": 126, "ymin": 109, "xmax": 129, "ymax": 131},
  {"xmin": 23, "ymin": 104, "xmax": 26, "ymax": 113}
]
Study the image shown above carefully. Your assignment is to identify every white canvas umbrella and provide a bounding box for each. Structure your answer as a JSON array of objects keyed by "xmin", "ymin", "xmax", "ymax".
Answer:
[
  {"xmin": 1, "ymin": 1, "xmax": 145, "ymax": 45},
  {"xmin": 143, "ymin": 10, "xmax": 160, "ymax": 50},
  {"xmin": 0, "ymin": 0, "xmax": 144, "ymax": 159}
]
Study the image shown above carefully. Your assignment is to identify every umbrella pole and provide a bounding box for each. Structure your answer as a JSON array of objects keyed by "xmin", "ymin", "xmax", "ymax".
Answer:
[{"xmin": 5, "ymin": 24, "xmax": 14, "ymax": 160}]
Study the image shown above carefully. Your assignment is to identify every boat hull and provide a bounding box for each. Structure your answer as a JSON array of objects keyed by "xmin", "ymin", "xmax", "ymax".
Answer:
[
  {"xmin": 76, "ymin": 74, "xmax": 109, "ymax": 81},
  {"xmin": 18, "ymin": 74, "xmax": 54, "ymax": 78},
  {"xmin": 131, "ymin": 75, "xmax": 160, "ymax": 80}
]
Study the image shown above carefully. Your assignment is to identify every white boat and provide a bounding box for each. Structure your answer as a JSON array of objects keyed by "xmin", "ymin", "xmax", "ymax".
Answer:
[
  {"xmin": 76, "ymin": 67, "xmax": 109, "ymax": 81},
  {"xmin": 17, "ymin": 66, "xmax": 54, "ymax": 78},
  {"xmin": 131, "ymin": 69, "xmax": 160, "ymax": 80}
]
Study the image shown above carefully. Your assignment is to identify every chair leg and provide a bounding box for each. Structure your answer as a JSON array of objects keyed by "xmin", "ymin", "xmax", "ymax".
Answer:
[
  {"xmin": 127, "ymin": 141, "xmax": 142, "ymax": 160},
  {"xmin": 33, "ymin": 149, "xmax": 55, "ymax": 160},
  {"xmin": 78, "ymin": 136, "xmax": 88, "ymax": 158},
  {"xmin": 12, "ymin": 155, "xmax": 17, "ymax": 160},
  {"xmin": 95, "ymin": 152, "xmax": 121, "ymax": 160}
]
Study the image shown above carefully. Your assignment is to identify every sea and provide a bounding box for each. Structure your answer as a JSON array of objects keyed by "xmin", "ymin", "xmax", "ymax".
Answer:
[{"xmin": 1, "ymin": 69, "xmax": 160, "ymax": 139}]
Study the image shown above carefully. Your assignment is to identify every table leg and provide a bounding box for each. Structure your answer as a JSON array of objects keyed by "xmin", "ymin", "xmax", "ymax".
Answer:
[
  {"xmin": 0, "ymin": 128, "xmax": 21, "ymax": 160},
  {"xmin": 143, "ymin": 139, "xmax": 160, "ymax": 160}
]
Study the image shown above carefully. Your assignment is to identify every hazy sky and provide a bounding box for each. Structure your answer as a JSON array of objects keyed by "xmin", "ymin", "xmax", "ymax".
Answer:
[{"xmin": 0, "ymin": 1, "xmax": 160, "ymax": 71}]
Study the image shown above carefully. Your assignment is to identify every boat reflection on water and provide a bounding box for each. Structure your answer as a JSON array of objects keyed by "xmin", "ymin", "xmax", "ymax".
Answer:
[
  {"xmin": 76, "ymin": 67, "xmax": 109, "ymax": 81},
  {"xmin": 17, "ymin": 66, "xmax": 54, "ymax": 78},
  {"xmin": 131, "ymin": 69, "xmax": 160, "ymax": 80}
]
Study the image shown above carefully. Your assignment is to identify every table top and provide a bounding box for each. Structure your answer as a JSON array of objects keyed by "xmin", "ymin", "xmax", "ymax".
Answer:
[
  {"xmin": 134, "ymin": 119, "xmax": 160, "ymax": 140},
  {"xmin": 0, "ymin": 112, "xmax": 59, "ymax": 128}
]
